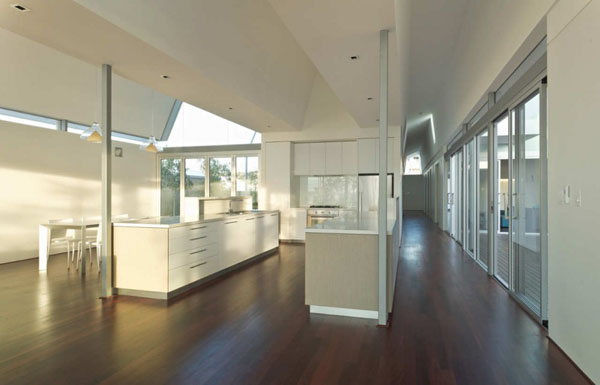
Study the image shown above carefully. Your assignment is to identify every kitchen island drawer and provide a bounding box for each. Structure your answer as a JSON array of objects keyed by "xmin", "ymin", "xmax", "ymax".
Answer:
[
  {"xmin": 169, "ymin": 221, "xmax": 218, "ymax": 240},
  {"xmin": 169, "ymin": 243, "xmax": 218, "ymax": 270},
  {"xmin": 169, "ymin": 258, "xmax": 218, "ymax": 291},
  {"xmin": 169, "ymin": 231, "xmax": 218, "ymax": 254}
]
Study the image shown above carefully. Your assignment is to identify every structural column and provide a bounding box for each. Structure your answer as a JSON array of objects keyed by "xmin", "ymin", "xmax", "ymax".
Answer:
[
  {"xmin": 378, "ymin": 29, "xmax": 389, "ymax": 326},
  {"xmin": 101, "ymin": 64, "xmax": 113, "ymax": 298}
]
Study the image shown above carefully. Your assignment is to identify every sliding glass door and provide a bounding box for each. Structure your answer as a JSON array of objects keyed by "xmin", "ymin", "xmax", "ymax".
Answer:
[
  {"xmin": 493, "ymin": 113, "xmax": 510, "ymax": 287},
  {"xmin": 465, "ymin": 140, "xmax": 476, "ymax": 257},
  {"xmin": 512, "ymin": 92, "xmax": 543, "ymax": 315},
  {"xmin": 476, "ymin": 129, "xmax": 489, "ymax": 269}
]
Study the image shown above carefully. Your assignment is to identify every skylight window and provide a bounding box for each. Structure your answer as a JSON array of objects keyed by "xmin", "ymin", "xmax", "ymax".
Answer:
[
  {"xmin": 0, "ymin": 107, "xmax": 57, "ymax": 130},
  {"xmin": 165, "ymin": 103, "xmax": 261, "ymax": 147},
  {"xmin": 404, "ymin": 152, "xmax": 422, "ymax": 175}
]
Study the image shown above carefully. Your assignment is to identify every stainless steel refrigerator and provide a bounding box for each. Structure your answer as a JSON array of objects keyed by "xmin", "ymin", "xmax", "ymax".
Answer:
[{"xmin": 358, "ymin": 174, "xmax": 393, "ymax": 214}]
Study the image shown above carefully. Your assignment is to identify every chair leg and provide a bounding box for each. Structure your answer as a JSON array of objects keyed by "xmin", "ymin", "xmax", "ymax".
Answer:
[
  {"xmin": 97, "ymin": 245, "xmax": 101, "ymax": 272},
  {"xmin": 66, "ymin": 241, "xmax": 70, "ymax": 270},
  {"xmin": 89, "ymin": 243, "xmax": 93, "ymax": 267},
  {"xmin": 76, "ymin": 242, "xmax": 81, "ymax": 270}
]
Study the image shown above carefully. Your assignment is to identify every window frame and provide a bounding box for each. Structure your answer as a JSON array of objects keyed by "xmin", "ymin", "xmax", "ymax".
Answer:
[{"xmin": 158, "ymin": 149, "xmax": 261, "ymax": 215}]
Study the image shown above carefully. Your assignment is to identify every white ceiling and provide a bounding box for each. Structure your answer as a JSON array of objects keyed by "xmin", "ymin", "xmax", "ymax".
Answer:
[
  {"xmin": 406, "ymin": 0, "xmax": 468, "ymax": 133},
  {"xmin": 269, "ymin": 0, "xmax": 403, "ymax": 128}
]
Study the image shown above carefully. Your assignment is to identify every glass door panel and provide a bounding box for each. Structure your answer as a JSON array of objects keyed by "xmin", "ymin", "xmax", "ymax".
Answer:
[
  {"xmin": 512, "ymin": 92, "xmax": 542, "ymax": 315},
  {"xmin": 447, "ymin": 155, "xmax": 457, "ymax": 238},
  {"xmin": 476, "ymin": 130, "xmax": 489, "ymax": 269},
  {"xmin": 465, "ymin": 140, "xmax": 476, "ymax": 256},
  {"xmin": 494, "ymin": 114, "xmax": 510, "ymax": 287},
  {"xmin": 160, "ymin": 158, "xmax": 181, "ymax": 216},
  {"xmin": 456, "ymin": 149, "xmax": 463, "ymax": 244}
]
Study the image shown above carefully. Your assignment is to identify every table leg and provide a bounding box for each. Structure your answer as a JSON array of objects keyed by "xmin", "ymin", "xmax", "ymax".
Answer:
[
  {"xmin": 80, "ymin": 225, "xmax": 87, "ymax": 275},
  {"xmin": 39, "ymin": 225, "xmax": 50, "ymax": 271}
]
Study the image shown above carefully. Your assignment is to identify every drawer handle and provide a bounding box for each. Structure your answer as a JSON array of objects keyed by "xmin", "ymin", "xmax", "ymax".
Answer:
[
  {"xmin": 190, "ymin": 249, "xmax": 207, "ymax": 255},
  {"xmin": 190, "ymin": 236, "xmax": 207, "ymax": 241},
  {"xmin": 270, "ymin": 214, "xmax": 278, "ymax": 217},
  {"xmin": 189, "ymin": 262, "xmax": 207, "ymax": 269},
  {"xmin": 191, "ymin": 226, "xmax": 207, "ymax": 230},
  {"xmin": 246, "ymin": 218, "xmax": 255, "ymax": 221},
  {"xmin": 225, "ymin": 221, "xmax": 237, "ymax": 225},
  {"xmin": 256, "ymin": 216, "xmax": 264, "ymax": 219}
]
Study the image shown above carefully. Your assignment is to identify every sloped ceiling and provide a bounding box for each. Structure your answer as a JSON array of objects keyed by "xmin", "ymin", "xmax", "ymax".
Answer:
[
  {"xmin": 0, "ymin": 0, "xmax": 318, "ymax": 133},
  {"xmin": 269, "ymin": 0, "xmax": 404, "ymax": 128}
]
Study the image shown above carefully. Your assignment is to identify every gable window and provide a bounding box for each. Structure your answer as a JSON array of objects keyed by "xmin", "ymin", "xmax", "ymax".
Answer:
[
  {"xmin": 165, "ymin": 103, "xmax": 261, "ymax": 147},
  {"xmin": 404, "ymin": 152, "xmax": 422, "ymax": 175}
]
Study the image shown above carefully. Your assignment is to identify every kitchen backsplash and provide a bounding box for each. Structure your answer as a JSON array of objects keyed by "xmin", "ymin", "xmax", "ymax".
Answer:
[{"xmin": 296, "ymin": 176, "xmax": 358, "ymax": 208}]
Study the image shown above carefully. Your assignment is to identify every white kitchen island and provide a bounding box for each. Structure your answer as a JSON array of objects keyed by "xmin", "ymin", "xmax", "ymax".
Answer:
[
  {"xmin": 113, "ymin": 211, "xmax": 279, "ymax": 299},
  {"xmin": 304, "ymin": 210, "xmax": 400, "ymax": 320}
]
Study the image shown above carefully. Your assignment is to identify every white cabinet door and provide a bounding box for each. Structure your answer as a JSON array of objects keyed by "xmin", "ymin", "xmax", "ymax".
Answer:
[
  {"xmin": 221, "ymin": 219, "xmax": 242, "ymax": 268},
  {"xmin": 358, "ymin": 138, "xmax": 377, "ymax": 173},
  {"xmin": 264, "ymin": 212, "xmax": 279, "ymax": 250},
  {"xmin": 309, "ymin": 143, "xmax": 326, "ymax": 175},
  {"xmin": 293, "ymin": 143, "xmax": 310, "ymax": 176},
  {"xmin": 358, "ymin": 138, "xmax": 394, "ymax": 174},
  {"xmin": 242, "ymin": 216, "xmax": 257, "ymax": 261},
  {"xmin": 325, "ymin": 142, "xmax": 343, "ymax": 175},
  {"xmin": 342, "ymin": 141, "xmax": 358, "ymax": 175},
  {"xmin": 254, "ymin": 215, "xmax": 267, "ymax": 255}
]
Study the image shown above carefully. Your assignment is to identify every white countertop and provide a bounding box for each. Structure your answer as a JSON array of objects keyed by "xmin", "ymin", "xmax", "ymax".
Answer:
[
  {"xmin": 113, "ymin": 210, "xmax": 278, "ymax": 229},
  {"xmin": 305, "ymin": 213, "xmax": 396, "ymax": 235}
]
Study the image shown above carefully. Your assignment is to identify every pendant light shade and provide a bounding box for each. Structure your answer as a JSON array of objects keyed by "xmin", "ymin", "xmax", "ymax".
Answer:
[
  {"xmin": 80, "ymin": 122, "xmax": 102, "ymax": 143},
  {"xmin": 140, "ymin": 136, "xmax": 162, "ymax": 153}
]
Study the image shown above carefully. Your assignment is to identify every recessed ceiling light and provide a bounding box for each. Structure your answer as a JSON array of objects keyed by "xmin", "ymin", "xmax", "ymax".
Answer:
[
  {"xmin": 11, "ymin": 4, "xmax": 30, "ymax": 12},
  {"xmin": 228, "ymin": 107, "xmax": 233, "ymax": 110},
  {"xmin": 350, "ymin": 55, "xmax": 359, "ymax": 60},
  {"xmin": 367, "ymin": 97, "xmax": 373, "ymax": 101},
  {"xmin": 160, "ymin": 74, "xmax": 169, "ymax": 79}
]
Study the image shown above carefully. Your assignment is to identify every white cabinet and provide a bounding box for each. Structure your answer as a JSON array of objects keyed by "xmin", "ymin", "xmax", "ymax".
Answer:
[
  {"xmin": 264, "ymin": 212, "xmax": 280, "ymax": 250},
  {"xmin": 358, "ymin": 138, "xmax": 378, "ymax": 173},
  {"xmin": 221, "ymin": 218, "xmax": 243, "ymax": 268},
  {"xmin": 342, "ymin": 141, "xmax": 358, "ymax": 175},
  {"xmin": 358, "ymin": 138, "xmax": 394, "ymax": 173},
  {"xmin": 293, "ymin": 143, "xmax": 310, "ymax": 176},
  {"xmin": 325, "ymin": 142, "xmax": 343, "ymax": 175},
  {"xmin": 294, "ymin": 141, "xmax": 358, "ymax": 176},
  {"xmin": 309, "ymin": 143, "xmax": 326, "ymax": 175},
  {"xmin": 242, "ymin": 216, "xmax": 257, "ymax": 262}
]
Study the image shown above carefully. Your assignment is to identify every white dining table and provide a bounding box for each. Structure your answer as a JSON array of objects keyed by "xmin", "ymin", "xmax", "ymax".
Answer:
[{"xmin": 39, "ymin": 220, "xmax": 100, "ymax": 275}]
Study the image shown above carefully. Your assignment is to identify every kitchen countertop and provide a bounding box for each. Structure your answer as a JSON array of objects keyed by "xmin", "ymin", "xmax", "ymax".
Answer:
[
  {"xmin": 113, "ymin": 210, "xmax": 278, "ymax": 229},
  {"xmin": 305, "ymin": 213, "xmax": 396, "ymax": 235}
]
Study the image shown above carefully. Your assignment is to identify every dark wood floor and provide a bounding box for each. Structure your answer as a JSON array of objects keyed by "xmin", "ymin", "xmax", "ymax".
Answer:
[{"xmin": 0, "ymin": 212, "xmax": 590, "ymax": 385}]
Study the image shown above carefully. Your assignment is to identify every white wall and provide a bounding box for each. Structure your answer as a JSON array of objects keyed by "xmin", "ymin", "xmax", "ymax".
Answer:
[
  {"xmin": 402, "ymin": 175, "xmax": 424, "ymax": 211},
  {"xmin": 0, "ymin": 27, "xmax": 174, "ymax": 138},
  {"xmin": 546, "ymin": 0, "xmax": 599, "ymax": 382},
  {"xmin": 419, "ymin": 0, "xmax": 554, "ymax": 165},
  {"xmin": 0, "ymin": 28, "xmax": 168, "ymax": 264},
  {"xmin": 0, "ymin": 121, "xmax": 157, "ymax": 264}
]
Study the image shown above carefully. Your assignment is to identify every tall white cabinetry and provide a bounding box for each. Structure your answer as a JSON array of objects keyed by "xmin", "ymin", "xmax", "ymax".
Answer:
[
  {"xmin": 293, "ymin": 141, "xmax": 358, "ymax": 176},
  {"xmin": 265, "ymin": 142, "xmax": 291, "ymax": 239},
  {"xmin": 357, "ymin": 138, "xmax": 394, "ymax": 174}
]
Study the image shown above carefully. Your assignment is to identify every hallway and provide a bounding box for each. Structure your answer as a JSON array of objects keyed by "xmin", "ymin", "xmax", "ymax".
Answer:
[{"xmin": 0, "ymin": 213, "xmax": 590, "ymax": 385}]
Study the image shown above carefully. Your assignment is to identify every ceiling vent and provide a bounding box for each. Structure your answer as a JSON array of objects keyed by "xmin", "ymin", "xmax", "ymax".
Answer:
[{"xmin": 11, "ymin": 4, "xmax": 30, "ymax": 12}]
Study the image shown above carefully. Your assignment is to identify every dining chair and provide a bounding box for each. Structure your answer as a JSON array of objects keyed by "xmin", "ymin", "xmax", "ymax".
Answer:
[{"xmin": 48, "ymin": 218, "xmax": 78, "ymax": 270}]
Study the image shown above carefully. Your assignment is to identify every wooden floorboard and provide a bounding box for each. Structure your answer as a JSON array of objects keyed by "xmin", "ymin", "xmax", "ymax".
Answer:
[{"xmin": 0, "ymin": 212, "xmax": 591, "ymax": 384}]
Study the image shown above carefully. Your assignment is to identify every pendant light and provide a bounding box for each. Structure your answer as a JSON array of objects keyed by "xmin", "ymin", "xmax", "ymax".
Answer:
[
  {"xmin": 81, "ymin": 67, "xmax": 103, "ymax": 143},
  {"xmin": 81, "ymin": 122, "xmax": 103, "ymax": 143},
  {"xmin": 141, "ymin": 89, "xmax": 163, "ymax": 152}
]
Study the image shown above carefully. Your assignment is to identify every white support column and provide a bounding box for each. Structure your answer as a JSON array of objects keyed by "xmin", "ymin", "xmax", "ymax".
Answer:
[
  {"xmin": 101, "ymin": 64, "xmax": 113, "ymax": 298},
  {"xmin": 378, "ymin": 29, "xmax": 389, "ymax": 326}
]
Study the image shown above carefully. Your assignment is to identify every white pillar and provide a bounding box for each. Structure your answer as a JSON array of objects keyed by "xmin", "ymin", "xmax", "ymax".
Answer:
[
  {"xmin": 101, "ymin": 64, "xmax": 113, "ymax": 298},
  {"xmin": 378, "ymin": 29, "xmax": 389, "ymax": 326}
]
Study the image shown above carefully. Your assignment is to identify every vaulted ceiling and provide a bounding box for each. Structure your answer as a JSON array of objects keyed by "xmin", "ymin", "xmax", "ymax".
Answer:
[{"xmin": 0, "ymin": 0, "xmax": 470, "ymax": 142}]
